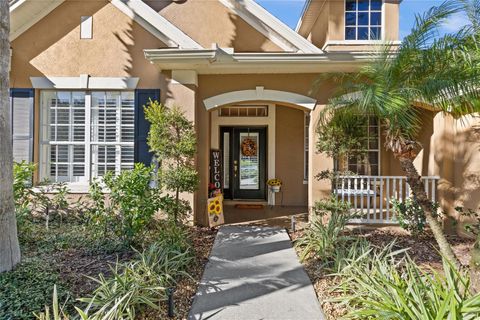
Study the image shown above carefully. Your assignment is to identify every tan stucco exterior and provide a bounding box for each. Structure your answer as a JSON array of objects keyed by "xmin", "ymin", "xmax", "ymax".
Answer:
[
  {"xmin": 145, "ymin": 0, "xmax": 282, "ymax": 52},
  {"xmin": 275, "ymin": 106, "xmax": 308, "ymax": 206},
  {"xmin": 10, "ymin": 0, "xmax": 168, "ymax": 88},
  {"xmin": 8, "ymin": 0, "xmax": 479, "ymax": 230}
]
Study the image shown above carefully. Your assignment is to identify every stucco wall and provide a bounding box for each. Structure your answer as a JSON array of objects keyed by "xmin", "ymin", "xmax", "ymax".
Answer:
[
  {"xmin": 145, "ymin": 0, "xmax": 282, "ymax": 52},
  {"xmin": 275, "ymin": 106, "xmax": 308, "ymax": 206},
  {"xmin": 10, "ymin": 0, "xmax": 168, "ymax": 89}
]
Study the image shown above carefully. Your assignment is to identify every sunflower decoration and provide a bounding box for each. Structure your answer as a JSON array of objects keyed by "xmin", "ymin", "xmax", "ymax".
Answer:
[
  {"xmin": 241, "ymin": 137, "xmax": 257, "ymax": 156},
  {"xmin": 208, "ymin": 196, "xmax": 223, "ymax": 222},
  {"xmin": 267, "ymin": 178, "xmax": 282, "ymax": 187}
]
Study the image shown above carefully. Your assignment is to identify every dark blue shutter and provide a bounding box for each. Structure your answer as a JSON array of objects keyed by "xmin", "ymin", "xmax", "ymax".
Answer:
[
  {"xmin": 10, "ymin": 89, "xmax": 35, "ymax": 163},
  {"xmin": 134, "ymin": 89, "xmax": 160, "ymax": 166},
  {"xmin": 10, "ymin": 88, "xmax": 34, "ymax": 99}
]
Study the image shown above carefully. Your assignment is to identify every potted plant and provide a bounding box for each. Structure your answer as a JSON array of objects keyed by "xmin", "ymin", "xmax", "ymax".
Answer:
[{"xmin": 267, "ymin": 179, "xmax": 282, "ymax": 192}]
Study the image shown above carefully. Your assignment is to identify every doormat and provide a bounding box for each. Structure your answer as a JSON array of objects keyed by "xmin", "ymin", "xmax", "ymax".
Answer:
[{"xmin": 235, "ymin": 204, "xmax": 264, "ymax": 210}]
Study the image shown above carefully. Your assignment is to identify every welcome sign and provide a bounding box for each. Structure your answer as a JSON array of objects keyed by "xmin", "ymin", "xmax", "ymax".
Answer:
[{"xmin": 210, "ymin": 149, "xmax": 223, "ymax": 191}]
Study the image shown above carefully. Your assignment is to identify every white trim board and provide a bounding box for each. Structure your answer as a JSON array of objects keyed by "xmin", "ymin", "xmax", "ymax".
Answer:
[
  {"xmin": 30, "ymin": 76, "xmax": 140, "ymax": 90},
  {"xmin": 110, "ymin": 0, "xmax": 202, "ymax": 49},
  {"xmin": 10, "ymin": 0, "xmax": 66, "ymax": 41},
  {"xmin": 218, "ymin": 0, "xmax": 322, "ymax": 53},
  {"xmin": 203, "ymin": 87, "xmax": 317, "ymax": 110}
]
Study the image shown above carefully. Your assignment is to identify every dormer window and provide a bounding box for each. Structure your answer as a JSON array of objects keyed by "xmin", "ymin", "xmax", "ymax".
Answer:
[{"xmin": 345, "ymin": 0, "xmax": 382, "ymax": 40}]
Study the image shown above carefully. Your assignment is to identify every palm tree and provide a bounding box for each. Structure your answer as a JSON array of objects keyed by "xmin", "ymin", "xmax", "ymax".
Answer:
[
  {"xmin": 317, "ymin": 0, "xmax": 480, "ymax": 265},
  {"xmin": 0, "ymin": 1, "xmax": 21, "ymax": 272}
]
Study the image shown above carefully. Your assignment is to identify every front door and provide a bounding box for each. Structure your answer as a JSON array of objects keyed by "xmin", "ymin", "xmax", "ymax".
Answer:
[{"xmin": 221, "ymin": 127, "xmax": 267, "ymax": 200}]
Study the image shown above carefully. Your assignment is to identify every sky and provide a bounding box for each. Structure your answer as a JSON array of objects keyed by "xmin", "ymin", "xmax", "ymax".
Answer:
[{"xmin": 255, "ymin": 0, "xmax": 470, "ymax": 38}]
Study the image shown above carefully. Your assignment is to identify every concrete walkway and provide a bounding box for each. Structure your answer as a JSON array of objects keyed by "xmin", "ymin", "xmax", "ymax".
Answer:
[{"xmin": 188, "ymin": 225, "xmax": 325, "ymax": 320}]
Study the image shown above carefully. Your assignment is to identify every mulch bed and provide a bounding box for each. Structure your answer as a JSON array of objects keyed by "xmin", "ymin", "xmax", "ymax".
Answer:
[
  {"xmin": 53, "ymin": 249, "xmax": 135, "ymax": 296},
  {"xmin": 22, "ymin": 223, "xmax": 218, "ymax": 319},
  {"xmin": 290, "ymin": 226, "xmax": 475, "ymax": 320}
]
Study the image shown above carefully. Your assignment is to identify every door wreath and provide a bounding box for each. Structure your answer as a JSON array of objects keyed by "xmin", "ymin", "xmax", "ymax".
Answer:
[{"xmin": 241, "ymin": 137, "xmax": 257, "ymax": 156}]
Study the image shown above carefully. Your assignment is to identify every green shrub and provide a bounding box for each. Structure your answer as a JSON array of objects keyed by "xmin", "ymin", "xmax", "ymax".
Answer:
[
  {"xmin": 0, "ymin": 259, "xmax": 71, "ymax": 320},
  {"xmin": 295, "ymin": 197, "xmax": 352, "ymax": 262},
  {"xmin": 328, "ymin": 238, "xmax": 372, "ymax": 273},
  {"xmin": 87, "ymin": 163, "xmax": 161, "ymax": 245},
  {"xmin": 391, "ymin": 197, "xmax": 439, "ymax": 236},
  {"xmin": 13, "ymin": 161, "xmax": 35, "ymax": 209},
  {"xmin": 31, "ymin": 182, "xmax": 73, "ymax": 230},
  {"xmin": 78, "ymin": 241, "xmax": 193, "ymax": 319},
  {"xmin": 155, "ymin": 221, "xmax": 193, "ymax": 254},
  {"xmin": 335, "ymin": 250, "xmax": 480, "ymax": 319},
  {"xmin": 86, "ymin": 178, "xmax": 114, "ymax": 241}
]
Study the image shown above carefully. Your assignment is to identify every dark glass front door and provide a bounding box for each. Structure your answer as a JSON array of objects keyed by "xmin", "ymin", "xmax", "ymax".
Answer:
[{"xmin": 221, "ymin": 127, "xmax": 267, "ymax": 200}]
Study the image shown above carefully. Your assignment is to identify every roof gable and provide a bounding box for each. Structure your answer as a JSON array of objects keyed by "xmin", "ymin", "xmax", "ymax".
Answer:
[
  {"xmin": 219, "ymin": 0, "xmax": 322, "ymax": 53},
  {"xmin": 10, "ymin": 0, "xmax": 202, "ymax": 49},
  {"xmin": 153, "ymin": 0, "xmax": 283, "ymax": 52}
]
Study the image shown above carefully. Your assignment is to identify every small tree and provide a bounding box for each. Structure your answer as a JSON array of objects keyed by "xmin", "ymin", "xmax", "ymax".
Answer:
[{"xmin": 144, "ymin": 101, "xmax": 199, "ymax": 224}]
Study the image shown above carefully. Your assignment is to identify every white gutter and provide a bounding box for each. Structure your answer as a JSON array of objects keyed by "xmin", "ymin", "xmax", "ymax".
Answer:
[
  {"xmin": 145, "ymin": 48, "xmax": 381, "ymax": 63},
  {"xmin": 232, "ymin": 52, "xmax": 376, "ymax": 62},
  {"xmin": 144, "ymin": 49, "xmax": 218, "ymax": 61}
]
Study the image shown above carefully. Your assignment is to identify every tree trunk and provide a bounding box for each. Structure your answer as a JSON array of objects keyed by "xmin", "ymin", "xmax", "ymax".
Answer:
[
  {"xmin": 175, "ymin": 187, "xmax": 179, "ymax": 224},
  {"xmin": 397, "ymin": 155, "xmax": 459, "ymax": 266},
  {"xmin": 0, "ymin": 2, "xmax": 21, "ymax": 272}
]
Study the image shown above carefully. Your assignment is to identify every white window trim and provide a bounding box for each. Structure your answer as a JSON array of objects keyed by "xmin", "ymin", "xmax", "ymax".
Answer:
[
  {"xmin": 40, "ymin": 91, "xmax": 135, "ymax": 188},
  {"xmin": 80, "ymin": 16, "xmax": 93, "ymax": 39},
  {"xmin": 30, "ymin": 76, "xmax": 139, "ymax": 90},
  {"xmin": 344, "ymin": 0, "xmax": 384, "ymax": 41},
  {"xmin": 342, "ymin": 116, "xmax": 381, "ymax": 175}
]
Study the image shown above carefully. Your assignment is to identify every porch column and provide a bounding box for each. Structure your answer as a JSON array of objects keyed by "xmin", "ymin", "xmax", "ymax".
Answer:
[
  {"xmin": 166, "ymin": 70, "xmax": 209, "ymax": 226},
  {"xmin": 308, "ymin": 104, "xmax": 334, "ymax": 218}
]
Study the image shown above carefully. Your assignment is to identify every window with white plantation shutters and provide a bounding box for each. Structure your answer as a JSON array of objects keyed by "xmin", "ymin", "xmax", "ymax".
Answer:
[
  {"xmin": 91, "ymin": 91, "xmax": 134, "ymax": 177},
  {"xmin": 10, "ymin": 90, "xmax": 34, "ymax": 163},
  {"xmin": 41, "ymin": 91, "xmax": 87, "ymax": 182},
  {"xmin": 40, "ymin": 91, "xmax": 135, "ymax": 183}
]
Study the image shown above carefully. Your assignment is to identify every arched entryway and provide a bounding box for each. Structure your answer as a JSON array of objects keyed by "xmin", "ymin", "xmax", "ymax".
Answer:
[{"xmin": 204, "ymin": 88, "xmax": 317, "ymax": 224}]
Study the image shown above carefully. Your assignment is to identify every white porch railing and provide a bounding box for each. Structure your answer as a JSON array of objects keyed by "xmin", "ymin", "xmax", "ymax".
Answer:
[{"xmin": 332, "ymin": 175, "xmax": 440, "ymax": 224}]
